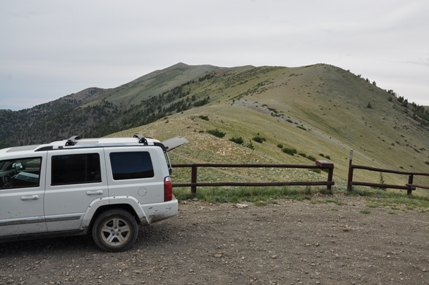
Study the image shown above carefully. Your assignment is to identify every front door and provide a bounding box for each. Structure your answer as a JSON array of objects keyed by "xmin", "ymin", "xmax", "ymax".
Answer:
[{"xmin": 0, "ymin": 156, "xmax": 47, "ymax": 236}]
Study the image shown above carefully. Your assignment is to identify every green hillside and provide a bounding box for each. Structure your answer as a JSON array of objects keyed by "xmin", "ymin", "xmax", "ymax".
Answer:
[
  {"xmin": 106, "ymin": 64, "xmax": 429, "ymax": 193},
  {"xmin": 2, "ymin": 63, "xmax": 429, "ymax": 192}
]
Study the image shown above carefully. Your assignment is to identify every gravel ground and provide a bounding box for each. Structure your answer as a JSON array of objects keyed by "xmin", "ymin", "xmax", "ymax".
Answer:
[{"xmin": 1, "ymin": 196, "xmax": 429, "ymax": 285}]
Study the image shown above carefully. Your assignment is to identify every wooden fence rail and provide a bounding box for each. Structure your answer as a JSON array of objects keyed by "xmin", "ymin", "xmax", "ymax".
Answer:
[
  {"xmin": 347, "ymin": 150, "xmax": 429, "ymax": 194},
  {"xmin": 172, "ymin": 160, "xmax": 334, "ymax": 194}
]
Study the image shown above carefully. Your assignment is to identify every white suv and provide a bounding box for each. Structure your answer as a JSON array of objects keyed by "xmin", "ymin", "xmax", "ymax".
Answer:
[{"xmin": 0, "ymin": 134, "xmax": 187, "ymax": 251}]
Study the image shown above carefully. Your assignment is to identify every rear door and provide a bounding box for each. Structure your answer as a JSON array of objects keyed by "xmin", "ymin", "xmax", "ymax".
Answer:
[
  {"xmin": 104, "ymin": 147, "xmax": 165, "ymax": 204},
  {"xmin": 44, "ymin": 148, "xmax": 108, "ymax": 232},
  {"xmin": 0, "ymin": 155, "xmax": 47, "ymax": 236}
]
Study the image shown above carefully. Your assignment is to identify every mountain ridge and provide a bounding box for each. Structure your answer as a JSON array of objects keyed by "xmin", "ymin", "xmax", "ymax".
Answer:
[{"xmin": 1, "ymin": 63, "xmax": 428, "ymax": 189}]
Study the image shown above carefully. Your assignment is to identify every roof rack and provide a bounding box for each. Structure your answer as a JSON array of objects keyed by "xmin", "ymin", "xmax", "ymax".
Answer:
[
  {"xmin": 133, "ymin": 133, "xmax": 148, "ymax": 145},
  {"xmin": 65, "ymin": 135, "xmax": 81, "ymax": 146},
  {"xmin": 30, "ymin": 134, "xmax": 169, "ymax": 152}
]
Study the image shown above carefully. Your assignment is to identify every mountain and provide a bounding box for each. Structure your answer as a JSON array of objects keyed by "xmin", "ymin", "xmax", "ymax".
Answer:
[
  {"xmin": 1, "ymin": 63, "xmax": 429, "ymax": 189},
  {"xmin": 0, "ymin": 63, "xmax": 219, "ymax": 146}
]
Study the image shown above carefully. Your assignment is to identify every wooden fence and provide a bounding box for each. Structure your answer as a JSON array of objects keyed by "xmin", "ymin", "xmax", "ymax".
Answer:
[
  {"xmin": 347, "ymin": 150, "xmax": 429, "ymax": 194},
  {"xmin": 172, "ymin": 160, "xmax": 334, "ymax": 194}
]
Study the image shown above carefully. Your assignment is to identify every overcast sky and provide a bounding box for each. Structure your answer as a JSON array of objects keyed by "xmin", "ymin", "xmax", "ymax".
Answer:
[{"xmin": 1, "ymin": 0, "xmax": 428, "ymax": 110}]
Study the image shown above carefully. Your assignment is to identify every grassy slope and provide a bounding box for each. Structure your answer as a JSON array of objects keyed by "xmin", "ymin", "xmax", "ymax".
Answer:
[
  {"xmin": 81, "ymin": 63, "xmax": 221, "ymax": 108},
  {"xmin": 109, "ymin": 64, "xmax": 429, "ymax": 193}
]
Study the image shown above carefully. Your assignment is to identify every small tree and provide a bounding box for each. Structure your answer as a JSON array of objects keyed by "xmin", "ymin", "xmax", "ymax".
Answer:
[
  {"xmin": 207, "ymin": 128, "xmax": 225, "ymax": 138},
  {"xmin": 229, "ymin": 136, "xmax": 244, "ymax": 145},
  {"xmin": 252, "ymin": 136, "xmax": 266, "ymax": 143}
]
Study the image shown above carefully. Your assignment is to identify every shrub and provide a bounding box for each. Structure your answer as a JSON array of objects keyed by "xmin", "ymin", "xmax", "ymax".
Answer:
[
  {"xmin": 277, "ymin": 144, "xmax": 283, "ymax": 149},
  {"xmin": 229, "ymin": 136, "xmax": 244, "ymax": 144},
  {"xmin": 246, "ymin": 140, "xmax": 254, "ymax": 150},
  {"xmin": 306, "ymin": 155, "xmax": 316, "ymax": 161},
  {"xmin": 207, "ymin": 128, "xmax": 226, "ymax": 138},
  {"xmin": 268, "ymin": 107, "xmax": 278, "ymax": 114},
  {"xmin": 299, "ymin": 152, "xmax": 307, "ymax": 157},
  {"xmin": 320, "ymin": 154, "xmax": 331, "ymax": 159},
  {"xmin": 282, "ymin": 147, "xmax": 297, "ymax": 156},
  {"xmin": 199, "ymin": 115, "xmax": 209, "ymax": 121},
  {"xmin": 252, "ymin": 136, "xmax": 266, "ymax": 143}
]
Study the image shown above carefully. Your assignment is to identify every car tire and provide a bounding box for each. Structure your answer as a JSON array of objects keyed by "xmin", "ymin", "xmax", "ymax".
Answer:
[{"xmin": 92, "ymin": 209, "xmax": 138, "ymax": 252}]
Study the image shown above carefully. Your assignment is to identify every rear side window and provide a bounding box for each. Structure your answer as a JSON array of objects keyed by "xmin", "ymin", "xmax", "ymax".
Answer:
[
  {"xmin": 0, "ymin": 157, "xmax": 42, "ymax": 189},
  {"xmin": 52, "ymin": 153, "xmax": 101, "ymax": 185},
  {"xmin": 110, "ymin": 152, "xmax": 154, "ymax": 180}
]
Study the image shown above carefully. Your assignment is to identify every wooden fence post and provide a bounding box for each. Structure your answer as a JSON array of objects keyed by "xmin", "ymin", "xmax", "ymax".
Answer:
[
  {"xmin": 347, "ymin": 150, "xmax": 353, "ymax": 191},
  {"xmin": 407, "ymin": 174, "xmax": 414, "ymax": 195},
  {"xmin": 315, "ymin": 160, "xmax": 334, "ymax": 190},
  {"xmin": 191, "ymin": 165, "xmax": 197, "ymax": 195}
]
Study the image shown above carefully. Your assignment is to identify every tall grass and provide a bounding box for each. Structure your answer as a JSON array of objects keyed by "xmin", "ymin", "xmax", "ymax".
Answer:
[
  {"xmin": 174, "ymin": 186, "xmax": 325, "ymax": 203},
  {"xmin": 346, "ymin": 187, "xmax": 429, "ymax": 211}
]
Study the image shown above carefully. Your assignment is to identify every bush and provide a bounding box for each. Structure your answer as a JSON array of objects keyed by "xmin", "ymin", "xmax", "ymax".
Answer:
[
  {"xmin": 229, "ymin": 136, "xmax": 244, "ymax": 144},
  {"xmin": 207, "ymin": 128, "xmax": 226, "ymax": 138},
  {"xmin": 246, "ymin": 140, "xmax": 254, "ymax": 150},
  {"xmin": 306, "ymin": 155, "xmax": 316, "ymax": 161},
  {"xmin": 277, "ymin": 144, "xmax": 283, "ymax": 149},
  {"xmin": 282, "ymin": 147, "xmax": 297, "ymax": 156},
  {"xmin": 199, "ymin": 115, "xmax": 209, "ymax": 121},
  {"xmin": 252, "ymin": 136, "xmax": 266, "ymax": 143},
  {"xmin": 298, "ymin": 153, "xmax": 307, "ymax": 157},
  {"xmin": 319, "ymin": 153, "xmax": 331, "ymax": 159}
]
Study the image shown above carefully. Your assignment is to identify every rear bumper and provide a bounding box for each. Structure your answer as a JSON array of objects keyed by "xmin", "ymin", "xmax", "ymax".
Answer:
[{"xmin": 140, "ymin": 195, "xmax": 178, "ymax": 225}]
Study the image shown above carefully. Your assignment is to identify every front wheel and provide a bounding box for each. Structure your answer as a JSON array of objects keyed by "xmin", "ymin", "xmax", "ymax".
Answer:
[{"xmin": 92, "ymin": 209, "xmax": 139, "ymax": 252}]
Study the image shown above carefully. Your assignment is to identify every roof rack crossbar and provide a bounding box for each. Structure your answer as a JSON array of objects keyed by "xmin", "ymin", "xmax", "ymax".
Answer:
[
  {"xmin": 65, "ymin": 135, "xmax": 81, "ymax": 146},
  {"xmin": 133, "ymin": 133, "xmax": 148, "ymax": 145}
]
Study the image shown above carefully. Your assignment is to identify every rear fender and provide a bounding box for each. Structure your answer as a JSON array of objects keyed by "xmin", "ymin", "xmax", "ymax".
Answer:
[{"xmin": 81, "ymin": 196, "xmax": 146, "ymax": 229}]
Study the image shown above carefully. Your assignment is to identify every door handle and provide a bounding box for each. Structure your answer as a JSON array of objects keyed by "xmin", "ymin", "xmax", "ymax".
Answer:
[
  {"xmin": 86, "ymin": 190, "xmax": 103, "ymax": 195},
  {"xmin": 21, "ymin": 195, "xmax": 39, "ymax": 201}
]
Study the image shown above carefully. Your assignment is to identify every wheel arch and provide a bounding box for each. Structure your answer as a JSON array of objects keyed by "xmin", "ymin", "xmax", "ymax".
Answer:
[{"xmin": 87, "ymin": 204, "xmax": 140, "ymax": 234}]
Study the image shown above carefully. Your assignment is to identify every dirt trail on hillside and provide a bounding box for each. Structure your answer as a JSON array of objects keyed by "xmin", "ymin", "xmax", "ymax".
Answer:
[{"xmin": 1, "ymin": 197, "xmax": 429, "ymax": 285}]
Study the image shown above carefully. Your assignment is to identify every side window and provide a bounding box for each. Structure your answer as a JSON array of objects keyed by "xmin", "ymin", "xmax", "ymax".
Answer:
[
  {"xmin": 110, "ymin": 152, "xmax": 154, "ymax": 180},
  {"xmin": 51, "ymin": 153, "xmax": 101, "ymax": 185},
  {"xmin": 0, "ymin": 157, "xmax": 42, "ymax": 189}
]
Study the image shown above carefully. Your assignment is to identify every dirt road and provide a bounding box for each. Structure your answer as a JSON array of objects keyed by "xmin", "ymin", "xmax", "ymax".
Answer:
[{"xmin": 1, "ymin": 196, "xmax": 428, "ymax": 284}]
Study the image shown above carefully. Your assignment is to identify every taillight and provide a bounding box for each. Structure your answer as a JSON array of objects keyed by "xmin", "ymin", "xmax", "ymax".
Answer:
[{"xmin": 164, "ymin": 176, "xmax": 173, "ymax": 201}]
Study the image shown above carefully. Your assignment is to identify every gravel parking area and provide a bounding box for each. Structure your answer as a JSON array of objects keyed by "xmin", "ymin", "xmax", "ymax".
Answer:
[{"xmin": 1, "ymin": 197, "xmax": 429, "ymax": 285}]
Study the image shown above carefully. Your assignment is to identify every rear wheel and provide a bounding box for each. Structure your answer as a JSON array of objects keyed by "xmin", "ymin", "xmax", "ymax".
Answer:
[{"xmin": 92, "ymin": 209, "xmax": 138, "ymax": 252}]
